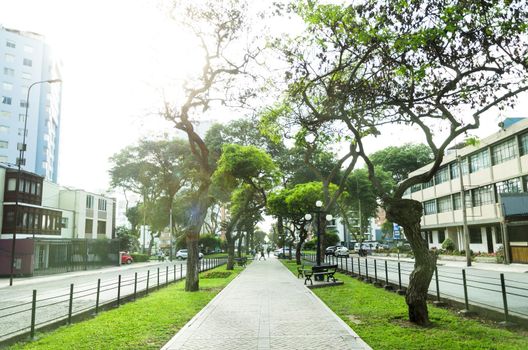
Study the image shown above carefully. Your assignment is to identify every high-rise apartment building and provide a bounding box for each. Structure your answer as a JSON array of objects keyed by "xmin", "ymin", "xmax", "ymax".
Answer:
[{"xmin": 0, "ymin": 25, "xmax": 62, "ymax": 182}]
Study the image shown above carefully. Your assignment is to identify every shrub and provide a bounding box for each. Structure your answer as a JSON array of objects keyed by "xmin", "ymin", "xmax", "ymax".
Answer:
[
  {"xmin": 201, "ymin": 271, "xmax": 232, "ymax": 279},
  {"xmin": 496, "ymin": 246, "xmax": 505, "ymax": 263},
  {"xmin": 303, "ymin": 240, "xmax": 316, "ymax": 250},
  {"xmin": 441, "ymin": 238, "xmax": 456, "ymax": 252},
  {"xmin": 131, "ymin": 253, "xmax": 149, "ymax": 262}
]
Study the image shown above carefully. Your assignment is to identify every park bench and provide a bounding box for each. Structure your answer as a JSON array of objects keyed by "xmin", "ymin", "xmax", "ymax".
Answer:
[
  {"xmin": 297, "ymin": 265, "xmax": 311, "ymax": 278},
  {"xmin": 234, "ymin": 257, "xmax": 247, "ymax": 267},
  {"xmin": 304, "ymin": 264, "xmax": 338, "ymax": 286}
]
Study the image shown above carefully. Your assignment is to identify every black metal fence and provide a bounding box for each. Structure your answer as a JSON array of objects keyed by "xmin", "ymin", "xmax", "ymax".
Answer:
[
  {"xmin": 303, "ymin": 254, "xmax": 528, "ymax": 324},
  {"xmin": 0, "ymin": 258, "xmax": 226, "ymax": 345},
  {"xmin": 33, "ymin": 239, "xmax": 121, "ymax": 276}
]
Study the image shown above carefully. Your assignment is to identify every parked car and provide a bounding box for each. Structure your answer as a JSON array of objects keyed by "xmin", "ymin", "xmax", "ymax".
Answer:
[
  {"xmin": 176, "ymin": 249, "xmax": 203, "ymax": 260},
  {"xmin": 278, "ymin": 248, "xmax": 296, "ymax": 258},
  {"xmin": 334, "ymin": 246, "xmax": 349, "ymax": 257},
  {"xmin": 325, "ymin": 246, "xmax": 338, "ymax": 256},
  {"xmin": 120, "ymin": 252, "xmax": 133, "ymax": 265}
]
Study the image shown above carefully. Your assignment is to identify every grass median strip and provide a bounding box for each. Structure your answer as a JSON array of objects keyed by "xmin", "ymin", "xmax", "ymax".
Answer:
[
  {"xmin": 9, "ymin": 265, "xmax": 243, "ymax": 350},
  {"xmin": 282, "ymin": 260, "xmax": 528, "ymax": 350}
]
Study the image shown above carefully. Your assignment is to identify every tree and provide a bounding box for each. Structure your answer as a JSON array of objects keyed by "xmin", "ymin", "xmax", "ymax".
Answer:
[
  {"xmin": 212, "ymin": 144, "xmax": 279, "ymax": 269},
  {"xmin": 369, "ymin": 144, "xmax": 433, "ymax": 183},
  {"xmin": 275, "ymin": 0, "xmax": 528, "ymax": 325},
  {"xmin": 115, "ymin": 226, "xmax": 139, "ymax": 252},
  {"xmin": 162, "ymin": 0, "xmax": 260, "ymax": 291},
  {"xmin": 267, "ymin": 182, "xmax": 339, "ymax": 264}
]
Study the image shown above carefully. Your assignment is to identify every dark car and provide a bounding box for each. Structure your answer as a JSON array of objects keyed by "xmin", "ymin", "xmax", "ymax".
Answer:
[{"xmin": 325, "ymin": 246, "xmax": 337, "ymax": 256}]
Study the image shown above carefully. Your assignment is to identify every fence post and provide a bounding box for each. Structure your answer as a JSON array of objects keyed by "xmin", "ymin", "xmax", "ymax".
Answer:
[
  {"xmin": 174, "ymin": 265, "xmax": 176, "ymax": 281},
  {"xmin": 396, "ymin": 262, "xmax": 405, "ymax": 295},
  {"xmin": 166, "ymin": 266, "xmax": 169, "ymax": 286},
  {"xmin": 180, "ymin": 265, "xmax": 183, "ymax": 280},
  {"xmin": 345, "ymin": 256, "xmax": 348, "ymax": 273},
  {"xmin": 357, "ymin": 257, "xmax": 361, "ymax": 278},
  {"xmin": 30, "ymin": 289, "xmax": 37, "ymax": 339},
  {"xmin": 95, "ymin": 279, "xmax": 100, "ymax": 314},
  {"xmin": 68, "ymin": 283, "xmax": 74, "ymax": 324},
  {"xmin": 459, "ymin": 269, "xmax": 474, "ymax": 315},
  {"xmin": 384, "ymin": 260, "xmax": 392, "ymax": 290},
  {"xmin": 133, "ymin": 273, "xmax": 137, "ymax": 301},
  {"xmin": 433, "ymin": 267, "xmax": 445, "ymax": 306},
  {"xmin": 146, "ymin": 270, "xmax": 150, "ymax": 295},
  {"xmin": 351, "ymin": 257, "xmax": 354, "ymax": 275},
  {"xmin": 499, "ymin": 273, "xmax": 514, "ymax": 326},
  {"xmin": 374, "ymin": 259, "xmax": 379, "ymax": 285},
  {"xmin": 157, "ymin": 267, "xmax": 160, "ymax": 289},
  {"xmin": 365, "ymin": 258, "xmax": 371, "ymax": 282},
  {"xmin": 117, "ymin": 275, "xmax": 122, "ymax": 306}
]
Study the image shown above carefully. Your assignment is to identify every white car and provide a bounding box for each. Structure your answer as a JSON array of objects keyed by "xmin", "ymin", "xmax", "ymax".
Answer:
[
  {"xmin": 176, "ymin": 249, "xmax": 203, "ymax": 260},
  {"xmin": 334, "ymin": 246, "xmax": 349, "ymax": 257}
]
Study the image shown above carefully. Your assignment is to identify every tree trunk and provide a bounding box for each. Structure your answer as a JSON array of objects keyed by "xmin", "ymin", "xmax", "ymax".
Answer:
[
  {"xmin": 386, "ymin": 198, "xmax": 436, "ymax": 326},
  {"xmin": 295, "ymin": 230, "xmax": 308, "ymax": 265},
  {"xmin": 237, "ymin": 235, "xmax": 243, "ymax": 258},
  {"xmin": 226, "ymin": 239, "xmax": 235, "ymax": 270},
  {"xmin": 185, "ymin": 186, "xmax": 210, "ymax": 292}
]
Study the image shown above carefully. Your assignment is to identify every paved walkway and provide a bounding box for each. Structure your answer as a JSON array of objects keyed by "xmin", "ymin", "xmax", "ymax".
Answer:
[{"xmin": 162, "ymin": 257, "xmax": 371, "ymax": 350}]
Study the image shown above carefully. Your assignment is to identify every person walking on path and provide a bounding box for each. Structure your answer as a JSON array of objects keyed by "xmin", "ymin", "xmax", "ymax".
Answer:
[
  {"xmin": 266, "ymin": 246, "xmax": 271, "ymax": 258},
  {"xmin": 259, "ymin": 250, "xmax": 266, "ymax": 260}
]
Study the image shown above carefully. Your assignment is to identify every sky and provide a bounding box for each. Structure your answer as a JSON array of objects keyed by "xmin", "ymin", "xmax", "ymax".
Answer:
[
  {"xmin": 2, "ymin": 0, "xmax": 528, "ymax": 197},
  {"xmin": 1, "ymin": 0, "xmax": 206, "ymax": 194}
]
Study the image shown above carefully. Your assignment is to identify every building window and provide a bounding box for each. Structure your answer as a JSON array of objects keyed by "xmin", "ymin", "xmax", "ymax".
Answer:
[
  {"xmin": 422, "ymin": 178, "xmax": 434, "ymax": 189},
  {"xmin": 437, "ymin": 196, "xmax": 452, "ymax": 213},
  {"xmin": 491, "ymin": 138, "xmax": 516, "ymax": 165},
  {"xmin": 21, "ymin": 72, "xmax": 31, "ymax": 80},
  {"xmin": 423, "ymin": 200, "xmax": 437, "ymax": 215},
  {"xmin": 23, "ymin": 58, "xmax": 32, "ymax": 67},
  {"xmin": 6, "ymin": 41, "xmax": 15, "ymax": 48},
  {"xmin": 435, "ymin": 167, "xmax": 449, "ymax": 185},
  {"xmin": 24, "ymin": 45, "xmax": 33, "ymax": 53},
  {"xmin": 438, "ymin": 231, "xmax": 445, "ymax": 244},
  {"xmin": 98, "ymin": 198, "xmax": 107, "ymax": 211},
  {"xmin": 86, "ymin": 195, "xmax": 94, "ymax": 209},
  {"xmin": 452, "ymin": 193, "xmax": 461, "ymax": 210},
  {"xmin": 17, "ymin": 128, "xmax": 28, "ymax": 136},
  {"xmin": 495, "ymin": 226, "xmax": 503, "ymax": 243},
  {"xmin": 97, "ymin": 220, "xmax": 106, "ymax": 234},
  {"xmin": 20, "ymin": 100, "xmax": 28, "ymax": 108},
  {"xmin": 4, "ymin": 53, "xmax": 15, "ymax": 63},
  {"xmin": 469, "ymin": 150, "xmax": 490, "ymax": 173},
  {"xmin": 0, "ymin": 155, "xmax": 7, "ymax": 162},
  {"xmin": 520, "ymin": 132, "xmax": 528, "ymax": 156},
  {"xmin": 85, "ymin": 219, "xmax": 93, "ymax": 233},
  {"xmin": 61, "ymin": 217, "xmax": 68, "ymax": 229},
  {"xmin": 472, "ymin": 185, "xmax": 494, "ymax": 206},
  {"xmin": 0, "ymin": 125, "xmax": 9, "ymax": 133},
  {"xmin": 411, "ymin": 184, "xmax": 422, "ymax": 193},
  {"xmin": 496, "ymin": 178, "xmax": 521, "ymax": 195},
  {"xmin": 428, "ymin": 231, "xmax": 433, "ymax": 243},
  {"xmin": 2, "ymin": 82, "xmax": 13, "ymax": 91},
  {"xmin": 3, "ymin": 68, "xmax": 14, "ymax": 77},
  {"xmin": 469, "ymin": 227, "xmax": 483, "ymax": 243},
  {"xmin": 18, "ymin": 114, "xmax": 26, "ymax": 122},
  {"xmin": 0, "ymin": 111, "xmax": 10, "ymax": 118},
  {"xmin": 0, "ymin": 141, "xmax": 8, "ymax": 149},
  {"xmin": 2, "ymin": 96, "xmax": 12, "ymax": 105}
]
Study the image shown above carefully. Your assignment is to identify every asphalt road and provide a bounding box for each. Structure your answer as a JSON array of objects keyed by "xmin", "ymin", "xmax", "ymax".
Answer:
[{"xmin": 0, "ymin": 259, "xmax": 221, "ymax": 342}]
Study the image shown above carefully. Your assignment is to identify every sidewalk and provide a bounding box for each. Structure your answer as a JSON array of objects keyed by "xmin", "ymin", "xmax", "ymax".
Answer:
[{"xmin": 162, "ymin": 257, "xmax": 371, "ymax": 350}]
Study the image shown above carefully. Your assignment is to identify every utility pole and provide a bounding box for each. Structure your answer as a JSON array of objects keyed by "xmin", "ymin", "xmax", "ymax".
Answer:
[{"xmin": 458, "ymin": 155, "xmax": 472, "ymax": 267}]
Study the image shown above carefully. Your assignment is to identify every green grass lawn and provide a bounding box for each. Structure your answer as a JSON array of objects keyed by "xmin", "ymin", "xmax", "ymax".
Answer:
[
  {"xmin": 282, "ymin": 260, "xmax": 528, "ymax": 350},
  {"xmin": 9, "ymin": 266, "xmax": 242, "ymax": 350}
]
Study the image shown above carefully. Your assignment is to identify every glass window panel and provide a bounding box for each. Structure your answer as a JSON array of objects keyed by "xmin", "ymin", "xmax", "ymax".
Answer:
[
  {"xmin": 469, "ymin": 150, "xmax": 490, "ymax": 173},
  {"xmin": 491, "ymin": 138, "xmax": 516, "ymax": 165}
]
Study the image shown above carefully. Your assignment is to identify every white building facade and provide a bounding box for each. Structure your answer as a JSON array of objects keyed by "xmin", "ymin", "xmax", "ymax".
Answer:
[
  {"xmin": 403, "ymin": 118, "xmax": 528, "ymax": 263},
  {"xmin": 0, "ymin": 25, "xmax": 62, "ymax": 182}
]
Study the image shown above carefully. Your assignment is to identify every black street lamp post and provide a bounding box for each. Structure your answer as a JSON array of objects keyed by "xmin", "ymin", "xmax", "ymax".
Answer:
[
  {"xmin": 306, "ymin": 200, "xmax": 332, "ymax": 267},
  {"xmin": 8, "ymin": 79, "xmax": 61, "ymax": 286}
]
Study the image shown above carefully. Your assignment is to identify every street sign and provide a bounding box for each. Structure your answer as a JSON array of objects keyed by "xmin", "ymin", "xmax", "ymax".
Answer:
[{"xmin": 393, "ymin": 223, "xmax": 401, "ymax": 239}]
